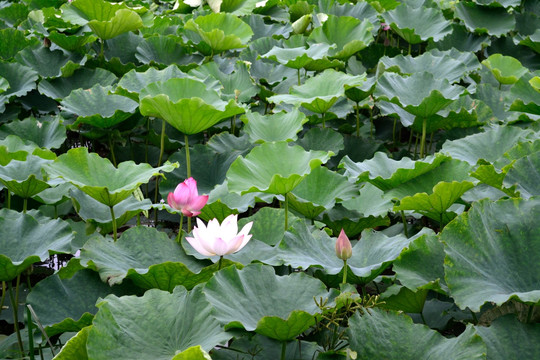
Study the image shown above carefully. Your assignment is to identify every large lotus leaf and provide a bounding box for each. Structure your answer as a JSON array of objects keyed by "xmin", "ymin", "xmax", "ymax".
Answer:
[
  {"xmin": 244, "ymin": 14, "xmax": 293, "ymax": 41},
  {"xmin": 321, "ymin": 203, "xmax": 390, "ymax": 238},
  {"xmin": 429, "ymin": 23, "xmax": 490, "ymax": 53},
  {"xmin": 318, "ymin": 0, "xmax": 379, "ymax": 24},
  {"xmin": 62, "ymin": 0, "xmax": 143, "ymax": 40},
  {"xmin": 208, "ymin": 0, "xmax": 259, "ymax": 15},
  {"xmin": 60, "ymin": 85, "xmax": 138, "ymax": 128},
  {"xmin": 203, "ymin": 264, "xmax": 328, "ymax": 341},
  {"xmin": 261, "ymin": 43, "xmax": 343, "ymax": 71},
  {"xmin": 242, "ymin": 109, "xmax": 307, "ymax": 143},
  {"xmin": 0, "ymin": 155, "xmax": 52, "ymax": 198},
  {"xmin": 516, "ymin": 28, "xmax": 540, "ymax": 54},
  {"xmin": 440, "ymin": 126, "xmax": 532, "ymax": 166},
  {"xmin": 340, "ymin": 152, "xmax": 448, "ymax": 190},
  {"xmin": 38, "ymin": 67, "xmax": 117, "ymax": 100},
  {"xmin": 475, "ymin": 315, "xmax": 540, "ymax": 360},
  {"xmin": 296, "ymin": 127, "xmax": 345, "ymax": 156},
  {"xmin": 379, "ymin": 48, "xmax": 481, "ymax": 84},
  {"xmin": 52, "ymin": 325, "xmax": 90, "ymax": 360},
  {"xmin": 15, "ymin": 46, "xmax": 86, "ymax": 79},
  {"xmin": 0, "ymin": 77, "xmax": 7, "ymax": 94},
  {"xmin": 139, "ymin": 78, "xmax": 244, "ymax": 135},
  {"xmin": 382, "ymin": 4, "xmax": 452, "ymax": 44},
  {"xmin": 509, "ymin": 76, "xmax": 540, "ymax": 115},
  {"xmin": 482, "ymin": 54, "xmax": 528, "ymax": 85},
  {"xmin": 504, "ymin": 151, "xmax": 540, "ymax": 198},
  {"xmin": 347, "ymin": 309, "xmax": 486, "ymax": 359},
  {"xmin": 0, "ymin": 209, "xmax": 73, "ymax": 281},
  {"xmin": 46, "ymin": 147, "xmax": 177, "ymax": 207},
  {"xmin": 288, "ymin": 166, "xmax": 358, "ymax": 219},
  {"xmin": 455, "ymin": 2, "xmax": 515, "ymax": 37},
  {"xmin": 80, "ymin": 226, "xmax": 228, "ymax": 291},
  {"xmin": 116, "ymin": 65, "xmax": 188, "ymax": 101},
  {"xmin": 86, "ymin": 286, "xmax": 232, "ymax": 359},
  {"xmin": 374, "ymin": 72, "xmax": 464, "ymax": 117},
  {"xmin": 268, "ymin": 69, "xmax": 365, "ymax": 114},
  {"xmin": 441, "ymin": 197, "xmax": 540, "ymax": 311},
  {"xmin": 341, "ymin": 183, "xmax": 393, "ymax": 218},
  {"xmin": 0, "ymin": 135, "xmax": 56, "ymax": 165},
  {"xmin": 393, "ymin": 232, "xmax": 447, "ymax": 293},
  {"xmin": 135, "ymin": 35, "xmax": 203, "ymax": 68},
  {"xmin": 0, "ymin": 62, "xmax": 38, "ymax": 112},
  {"xmin": 184, "ymin": 13, "xmax": 253, "ymax": 55},
  {"xmin": 307, "ymin": 15, "xmax": 373, "ymax": 59},
  {"xmin": 0, "ymin": 116, "xmax": 66, "ymax": 149},
  {"xmin": 26, "ymin": 269, "xmax": 135, "ymax": 336},
  {"xmin": 0, "ymin": 28, "xmax": 36, "ymax": 60},
  {"xmin": 226, "ymin": 141, "xmax": 332, "ymax": 195},
  {"xmin": 48, "ymin": 29, "xmax": 97, "ymax": 52}
]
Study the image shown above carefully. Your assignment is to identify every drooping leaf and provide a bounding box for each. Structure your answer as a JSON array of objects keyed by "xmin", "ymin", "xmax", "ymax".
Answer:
[
  {"xmin": 504, "ymin": 151, "xmax": 540, "ymax": 198},
  {"xmin": 116, "ymin": 65, "xmax": 188, "ymax": 101},
  {"xmin": 0, "ymin": 61, "xmax": 38, "ymax": 113},
  {"xmin": 0, "ymin": 116, "xmax": 66, "ymax": 149},
  {"xmin": 15, "ymin": 46, "xmax": 86, "ymax": 78},
  {"xmin": 52, "ymin": 326, "xmax": 91, "ymax": 360},
  {"xmin": 261, "ymin": 43, "xmax": 343, "ymax": 71},
  {"xmin": 135, "ymin": 35, "xmax": 203, "ymax": 68},
  {"xmin": 455, "ymin": 2, "xmax": 515, "ymax": 37},
  {"xmin": 242, "ymin": 109, "xmax": 307, "ymax": 143},
  {"xmin": 0, "ymin": 155, "xmax": 52, "ymax": 198},
  {"xmin": 38, "ymin": 67, "xmax": 117, "ymax": 100},
  {"xmin": 441, "ymin": 197, "xmax": 540, "ymax": 311}
]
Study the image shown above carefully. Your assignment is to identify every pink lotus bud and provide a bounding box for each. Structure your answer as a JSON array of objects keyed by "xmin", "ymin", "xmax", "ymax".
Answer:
[
  {"xmin": 186, "ymin": 214, "xmax": 253, "ymax": 256},
  {"xmin": 381, "ymin": 22, "xmax": 390, "ymax": 31},
  {"xmin": 167, "ymin": 177, "xmax": 208, "ymax": 217},
  {"xmin": 335, "ymin": 229, "xmax": 352, "ymax": 260}
]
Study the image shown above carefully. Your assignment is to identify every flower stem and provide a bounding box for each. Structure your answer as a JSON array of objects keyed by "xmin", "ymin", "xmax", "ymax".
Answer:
[
  {"xmin": 420, "ymin": 117, "xmax": 427, "ymax": 158},
  {"xmin": 154, "ymin": 119, "xmax": 167, "ymax": 223},
  {"xmin": 8, "ymin": 275, "xmax": 24, "ymax": 355},
  {"xmin": 23, "ymin": 198, "xmax": 27, "ymax": 214},
  {"xmin": 175, "ymin": 213, "xmax": 184, "ymax": 243},
  {"xmin": 108, "ymin": 132, "xmax": 117, "ymax": 167},
  {"xmin": 185, "ymin": 134, "xmax": 191, "ymax": 178},
  {"xmin": 110, "ymin": 205, "xmax": 117, "ymax": 241},
  {"xmin": 342, "ymin": 260, "xmax": 348, "ymax": 284},
  {"xmin": 280, "ymin": 341, "xmax": 286, "ymax": 360},
  {"xmin": 355, "ymin": 102, "xmax": 360, "ymax": 137},
  {"xmin": 187, "ymin": 217, "xmax": 192, "ymax": 233},
  {"xmin": 218, "ymin": 255, "xmax": 223, "ymax": 270},
  {"xmin": 284, "ymin": 193, "xmax": 289, "ymax": 231}
]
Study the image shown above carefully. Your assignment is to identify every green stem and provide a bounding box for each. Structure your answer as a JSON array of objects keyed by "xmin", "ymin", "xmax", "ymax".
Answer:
[
  {"xmin": 355, "ymin": 102, "xmax": 360, "ymax": 137},
  {"xmin": 153, "ymin": 119, "xmax": 167, "ymax": 223},
  {"xmin": 342, "ymin": 259, "xmax": 348, "ymax": 284},
  {"xmin": 414, "ymin": 132, "xmax": 419, "ymax": 159},
  {"xmin": 420, "ymin": 117, "xmax": 427, "ymax": 158},
  {"xmin": 321, "ymin": 112, "xmax": 325, "ymax": 128},
  {"xmin": 7, "ymin": 190, "xmax": 10, "ymax": 209},
  {"xmin": 145, "ymin": 118, "xmax": 150, "ymax": 198},
  {"xmin": 108, "ymin": 133, "xmax": 117, "ymax": 167},
  {"xmin": 284, "ymin": 193, "xmax": 289, "ymax": 231},
  {"xmin": 187, "ymin": 216, "xmax": 192, "ymax": 233},
  {"xmin": 110, "ymin": 206, "xmax": 117, "ymax": 241},
  {"xmin": 23, "ymin": 198, "xmax": 27, "ymax": 213},
  {"xmin": 218, "ymin": 255, "xmax": 223, "ymax": 270},
  {"xmin": 369, "ymin": 106, "xmax": 374, "ymax": 139},
  {"xmin": 392, "ymin": 118, "xmax": 397, "ymax": 145},
  {"xmin": 185, "ymin": 134, "xmax": 191, "ymax": 178},
  {"xmin": 297, "ymin": 69, "xmax": 301, "ymax": 86},
  {"xmin": 0, "ymin": 281, "xmax": 5, "ymax": 318},
  {"xmin": 408, "ymin": 42, "xmax": 411, "ymax": 55},
  {"xmin": 8, "ymin": 276, "xmax": 24, "ymax": 356},
  {"xmin": 401, "ymin": 211, "xmax": 409, "ymax": 238},
  {"xmin": 175, "ymin": 214, "xmax": 184, "ymax": 243},
  {"xmin": 27, "ymin": 306, "xmax": 35, "ymax": 360},
  {"xmin": 527, "ymin": 305, "xmax": 535, "ymax": 323},
  {"xmin": 100, "ymin": 39, "xmax": 104, "ymax": 60},
  {"xmin": 280, "ymin": 342, "xmax": 287, "ymax": 360},
  {"xmin": 231, "ymin": 115, "xmax": 236, "ymax": 135}
]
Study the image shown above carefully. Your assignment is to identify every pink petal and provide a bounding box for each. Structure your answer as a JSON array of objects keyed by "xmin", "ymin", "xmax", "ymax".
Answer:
[
  {"xmin": 167, "ymin": 192, "xmax": 179, "ymax": 210},
  {"xmin": 190, "ymin": 195, "xmax": 209, "ymax": 211},
  {"xmin": 173, "ymin": 182, "xmax": 194, "ymax": 205},
  {"xmin": 228, "ymin": 234, "xmax": 247, "ymax": 254},
  {"xmin": 212, "ymin": 237, "xmax": 230, "ymax": 256},
  {"xmin": 185, "ymin": 177, "xmax": 199, "ymax": 196},
  {"xmin": 182, "ymin": 209, "xmax": 196, "ymax": 217},
  {"xmin": 185, "ymin": 235, "xmax": 214, "ymax": 256}
]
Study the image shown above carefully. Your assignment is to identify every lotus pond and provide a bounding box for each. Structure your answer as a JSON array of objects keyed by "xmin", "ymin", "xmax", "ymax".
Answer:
[{"xmin": 1, "ymin": 0, "xmax": 540, "ymax": 358}]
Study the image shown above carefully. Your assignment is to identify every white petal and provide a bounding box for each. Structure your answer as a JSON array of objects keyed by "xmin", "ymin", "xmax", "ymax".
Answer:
[
  {"xmin": 220, "ymin": 214, "xmax": 238, "ymax": 241},
  {"xmin": 212, "ymin": 237, "xmax": 229, "ymax": 256},
  {"xmin": 185, "ymin": 236, "xmax": 214, "ymax": 256},
  {"xmin": 184, "ymin": 0, "xmax": 202, "ymax": 7}
]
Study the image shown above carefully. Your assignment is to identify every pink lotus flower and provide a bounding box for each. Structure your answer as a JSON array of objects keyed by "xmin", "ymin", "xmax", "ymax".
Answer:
[
  {"xmin": 167, "ymin": 177, "xmax": 208, "ymax": 217},
  {"xmin": 186, "ymin": 214, "xmax": 253, "ymax": 256},
  {"xmin": 335, "ymin": 229, "xmax": 352, "ymax": 260}
]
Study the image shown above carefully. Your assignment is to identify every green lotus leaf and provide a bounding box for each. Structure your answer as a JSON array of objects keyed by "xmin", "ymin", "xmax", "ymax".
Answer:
[
  {"xmin": 189, "ymin": 61, "xmax": 258, "ymax": 103},
  {"xmin": 441, "ymin": 197, "xmax": 540, "ymax": 311},
  {"xmin": 203, "ymin": 264, "xmax": 329, "ymax": 341},
  {"xmin": 116, "ymin": 65, "xmax": 188, "ymax": 101},
  {"xmin": 475, "ymin": 315, "xmax": 540, "ymax": 360},
  {"xmin": 516, "ymin": 28, "xmax": 540, "ymax": 54},
  {"xmin": 26, "ymin": 269, "xmax": 135, "ymax": 337},
  {"xmin": 0, "ymin": 3, "xmax": 28, "ymax": 27},
  {"xmin": 288, "ymin": 166, "xmax": 358, "ymax": 219},
  {"xmin": 341, "ymin": 183, "xmax": 393, "ymax": 218},
  {"xmin": 226, "ymin": 141, "xmax": 332, "ymax": 195},
  {"xmin": 33, "ymin": 182, "xmax": 74, "ymax": 206},
  {"xmin": 261, "ymin": 43, "xmax": 343, "ymax": 70},
  {"xmin": 0, "ymin": 155, "xmax": 52, "ymax": 198},
  {"xmin": 473, "ymin": 0, "xmax": 520, "ymax": 6},
  {"xmin": 0, "ymin": 28, "xmax": 36, "ymax": 60},
  {"xmin": 62, "ymin": 0, "xmax": 143, "ymax": 40},
  {"xmin": 440, "ymin": 125, "xmax": 532, "ymax": 166},
  {"xmin": 15, "ymin": 46, "xmax": 86, "ymax": 79},
  {"xmin": 86, "ymin": 286, "xmax": 232, "ymax": 359},
  {"xmin": 347, "ymin": 309, "xmax": 486, "ymax": 359},
  {"xmin": 172, "ymin": 346, "xmax": 211, "ymax": 360},
  {"xmin": 0, "ymin": 135, "xmax": 56, "ymax": 165},
  {"xmin": 319, "ymin": 0, "xmax": 379, "ymax": 25},
  {"xmin": 321, "ymin": 203, "xmax": 390, "ymax": 238},
  {"xmin": 0, "ymin": 116, "xmax": 66, "ymax": 149},
  {"xmin": 184, "ymin": 13, "xmax": 253, "ymax": 55},
  {"xmin": 52, "ymin": 325, "xmax": 90, "ymax": 360},
  {"xmin": 81, "ymin": 226, "xmax": 229, "ymax": 291},
  {"xmin": 0, "ymin": 208, "xmax": 73, "ymax": 281},
  {"xmin": 503, "ymin": 151, "xmax": 540, "ymax": 199},
  {"xmin": 135, "ymin": 35, "xmax": 203, "ymax": 68},
  {"xmin": 60, "ymin": 85, "xmax": 138, "ymax": 129},
  {"xmin": 296, "ymin": 127, "xmax": 345, "ymax": 157},
  {"xmin": 307, "ymin": 15, "xmax": 374, "ymax": 59},
  {"xmin": 268, "ymin": 69, "xmax": 365, "ymax": 114},
  {"xmin": 380, "ymin": 285, "xmax": 428, "ymax": 313},
  {"xmin": 139, "ymin": 78, "xmax": 244, "ymax": 135},
  {"xmin": 393, "ymin": 232, "xmax": 448, "ymax": 293},
  {"xmin": 0, "ymin": 61, "xmax": 38, "ymax": 113},
  {"xmin": 509, "ymin": 76, "xmax": 540, "ymax": 115},
  {"xmin": 482, "ymin": 54, "xmax": 528, "ymax": 85},
  {"xmin": 38, "ymin": 67, "xmax": 117, "ymax": 101},
  {"xmin": 242, "ymin": 109, "xmax": 307, "ymax": 143},
  {"xmin": 382, "ymin": 3, "xmax": 452, "ymax": 44},
  {"xmin": 455, "ymin": 2, "xmax": 515, "ymax": 37},
  {"xmin": 429, "ymin": 23, "xmax": 490, "ymax": 52},
  {"xmin": 45, "ymin": 147, "xmax": 177, "ymax": 207},
  {"xmin": 374, "ymin": 72, "xmax": 464, "ymax": 118},
  {"xmin": 340, "ymin": 152, "xmax": 448, "ymax": 190},
  {"xmin": 379, "ymin": 48, "xmax": 481, "ymax": 84},
  {"xmin": 208, "ymin": 0, "xmax": 260, "ymax": 15},
  {"xmin": 0, "ymin": 77, "xmax": 7, "ymax": 94},
  {"xmin": 244, "ymin": 14, "xmax": 292, "ymax": 41},
  {"xmin": 48, "ymin": 29, "xmax": 97, "ymax": 52},
  {"xmin": 292, "ymin": 14, "xmax": 312, "ymax": 35},
  {"xmin": 530, "ymin": 76, "xmax": 540, "ymax": 92}
]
